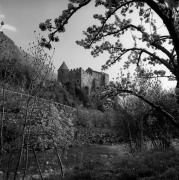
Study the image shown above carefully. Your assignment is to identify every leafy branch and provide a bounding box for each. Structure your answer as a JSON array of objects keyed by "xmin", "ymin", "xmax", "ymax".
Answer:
[{"xmin": 100, "ymin": 88, "xmax": 179, "ymax": 129}]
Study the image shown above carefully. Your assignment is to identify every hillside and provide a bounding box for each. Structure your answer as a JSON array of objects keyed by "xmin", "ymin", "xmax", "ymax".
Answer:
[
  {"xmin": 0, "ymin": 32, "xmax": 57, "ymax": 80},
  {"xmin": 0, "ymin": 32, "xmax": 25, "ymax": 63},
  {"xmin": 0, "ymin": 33, "xmax": 79, "ymax": 106}
]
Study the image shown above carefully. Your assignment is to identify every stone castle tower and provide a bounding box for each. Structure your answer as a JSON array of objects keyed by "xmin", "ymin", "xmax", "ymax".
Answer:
[{"xmin": 58, "ymin": 61, "xmax": 109, "ymax": 94}]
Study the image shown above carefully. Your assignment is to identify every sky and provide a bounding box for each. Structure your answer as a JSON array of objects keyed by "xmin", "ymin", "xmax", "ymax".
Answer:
[
  {"xmin": 0, "ymin": 0, "xmax": 120, "ymax": 77},
  {"xmin": 0, "ymin": 0, "xmax": 177, "ymax": 88}
]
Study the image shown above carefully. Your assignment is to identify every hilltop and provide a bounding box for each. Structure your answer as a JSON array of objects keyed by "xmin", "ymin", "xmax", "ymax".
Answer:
[
  {"xmin": 0, "ymin": 32, "xmax": 57, "ymax": 79},
  {"xmin": 0, "ymin": 32, "xmax": 25, "ymax": 63}
]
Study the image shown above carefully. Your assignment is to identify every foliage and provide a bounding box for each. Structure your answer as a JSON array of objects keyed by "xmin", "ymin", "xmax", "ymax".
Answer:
[
  {"xmin": 40, "ymin": 0, "xmax": 179, "ymax": 85},
  {"xmin": 0, "ymin": 142, "xmax": 179, "ymax": 179},
  {"xmin": 39, "ymin": 0, "xmax": 179, "ymax": 130},
  {"xmin": 76, "ymin": 107, "xmax": 118, "ymax": 128},
  {"xmin": 26, "ymin": 100, "xmax": 75, "ymax": 150},
  {"xmin": 1, "ymin": 91, "xmax": 75, "ymax": 152},
  {"xmin": 39, "ymin": 0, "xmax": 179, "ymax": 124},
  {"xmin": 0, "ymin": 32, "xmax": 25, "ymax": 62},
  {"xmin": 25, "ymin": 37, "xmax": 55, "ymax": 91},
  {"xmin": 94, "ymin": 70, "xmax": 178, "ymax": 150},
  {"xmin": 65, "ymin": 149, "xmax": 179, "ymax": 180},
  {"xmin": 0, "ymin": 35, "xmax": 73, "ymax": 179},
  {"xmin": 0, "ymin": 58, "xmax": 33, "ymax": 89},
  {"xmin": 37, "ymin": 80, "xmax": 76, "ymax": 106},
  {"xmin": 73, "ymin": 108, "xmax": 120, "ymax": 145},
  {"xmin": 0, "ymin": 32, "xmax": 55, "ymax": 91},
  {"xmin": 111, "ymin": 149, "xmax": 179, "ymax": 180},
  {"xmin": 73, "ymin": 86, "xmax": 90, "ymax": 107},
  {"xmin": 74, "ymin": 127, "xmax": 122, "ymax": 145}
]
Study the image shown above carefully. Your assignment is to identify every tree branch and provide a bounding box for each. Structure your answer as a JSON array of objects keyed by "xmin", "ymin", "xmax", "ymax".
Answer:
[
  {"xmin": 105, "ymin": 24, "xmax": 174, "ymax": 60},
  {"xmin": 95, "ymin": 23, "xmax": 174, "ymax": 65},
  {"xmin": 145, "ymin": 0, "xmax": 179, "ymax": 63},
  {"xmin": 127, "ymin": 47, "xmax": 174, "ymax": 73},
  {"xmin": 102, "ymin": 24, "xmax": 143, "ymax": 37},
  {"xmin": 88, "ymin": 0, "xmax": 139, "ymax": 47},
  {"xmin": 137, "ymin": 50, "xmax": 143, "ymax": 66},
  {"xmin": 150, "ymin": 41, "xmax": 173, "ymax": 60},
  {"xmin": 48, "ymin": 0, "xmax": 92, "ymax": 44},
  {"xmin": 101, "ymin": 88, "xmax": 179, "ymax": 129},
  {"xmin": 109, "ymin": 47, "xmax": 174, "ymax": 73}
]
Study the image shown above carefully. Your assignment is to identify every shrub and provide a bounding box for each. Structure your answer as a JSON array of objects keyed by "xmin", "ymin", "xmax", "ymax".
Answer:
[
  {"xmin": 1, "ymin": 91, "xmax": 75, "ymax": 152},
  {"xmin": 112, "ymin": 87, "xmax": 178, "ymax": 151},
  {"xmin": 37, "ymin": 80, "xmax": 75, "ymax": 106}
]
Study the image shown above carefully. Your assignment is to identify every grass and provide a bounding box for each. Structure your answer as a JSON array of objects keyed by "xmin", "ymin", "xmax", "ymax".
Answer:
[
  {"xmin": 0, "ymin": 145, "xmax": 179, "ymax": 180},
  {"xmin": 110, "ymin": 148, "xmax": 179, "ymax": 180},
  {"xmin": 64, "ymin": 147, "xmax": 179, "ymax": 180}
]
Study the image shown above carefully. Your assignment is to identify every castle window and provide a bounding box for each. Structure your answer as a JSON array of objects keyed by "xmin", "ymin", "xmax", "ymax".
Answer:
[{"xmin": 76, "ymin": 79, "xmax": 80, "ymax": 83}]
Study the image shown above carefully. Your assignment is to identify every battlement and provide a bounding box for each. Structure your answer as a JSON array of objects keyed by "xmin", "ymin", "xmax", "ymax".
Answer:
[{"xmin": 69, "ymin": 67, "xmax": 82, "ymax": 73}]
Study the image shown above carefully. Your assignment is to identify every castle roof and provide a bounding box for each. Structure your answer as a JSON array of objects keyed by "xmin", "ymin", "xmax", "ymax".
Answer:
[{"xmin": 59, "ymin": 61, "xmax": 68, "ymax": 70}]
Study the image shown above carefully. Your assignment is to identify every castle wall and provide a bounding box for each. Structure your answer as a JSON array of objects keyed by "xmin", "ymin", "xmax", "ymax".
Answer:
[
  {"xmin": 81, "ymin": 70, "xmax": 93, "ymax": 93},
  {"xmin": 91, "ymin": 71, "xmax": 109, "ymax": 88},
  {"xmin": 104, "ymin": 73, "xmax": 109, "ymax": 85},
  {"xmin": 92, "ymin": 71, "xmax": 103, "ymax": 88},
  {"xmin": 69, "ymin": 68, "xmax": 82, "ymax": 88},
  {"xmin": 58, "ymin": 69, "xmax": 69, "ymax": 84}
]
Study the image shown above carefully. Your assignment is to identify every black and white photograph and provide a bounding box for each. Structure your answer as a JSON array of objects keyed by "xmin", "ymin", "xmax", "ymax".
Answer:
[{"xmin": 0, "ymin": 0, "xmax": 179, "ymax": 179}]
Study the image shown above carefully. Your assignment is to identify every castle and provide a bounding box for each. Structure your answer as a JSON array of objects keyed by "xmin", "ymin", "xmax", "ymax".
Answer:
[{"xmin": 58, "ymin": 62, "xmax": 109, "ymax": 94}]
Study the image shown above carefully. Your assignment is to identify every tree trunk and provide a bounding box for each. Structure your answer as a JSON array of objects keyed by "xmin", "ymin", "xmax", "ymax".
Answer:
[{"xmin": 175, "ymin": 80, "xmax": 179, "ymax": 123}]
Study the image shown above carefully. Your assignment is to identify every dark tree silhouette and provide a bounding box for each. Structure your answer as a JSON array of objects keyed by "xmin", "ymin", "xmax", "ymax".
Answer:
[
  {"xmin": 39, "ymin": 0, "xmax": 179, "ymax": 127},
  {"xmin": 39, "ymin": 0, "xmax": 179, "ymax": 86}
]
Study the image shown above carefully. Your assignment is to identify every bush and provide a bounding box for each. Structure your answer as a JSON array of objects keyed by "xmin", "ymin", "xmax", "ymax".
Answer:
[
  {"xmin": 37, "ymin": 80, "xmax": 76, "ymax": 106},
  {"xmin": 76, "ymin": 108, "xmax": 116, "ymax": 128},
  {"xmin": 27, "ymin": 101, "xmax": 75, "ymax": 150},
  {"xmin": 112, "ymin": 149, "xmax": 179, "ymax": 180},
  {"xmin": 63, "ymin": 149, "xmax": 179, "ymax": 180},
  {"xmin": 112, "ymin": 87, "xmax": 179, "ymax": 151},
  {"xmin": 1, "ymin": 91, "xmax": 75, "ymax": 152}
]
